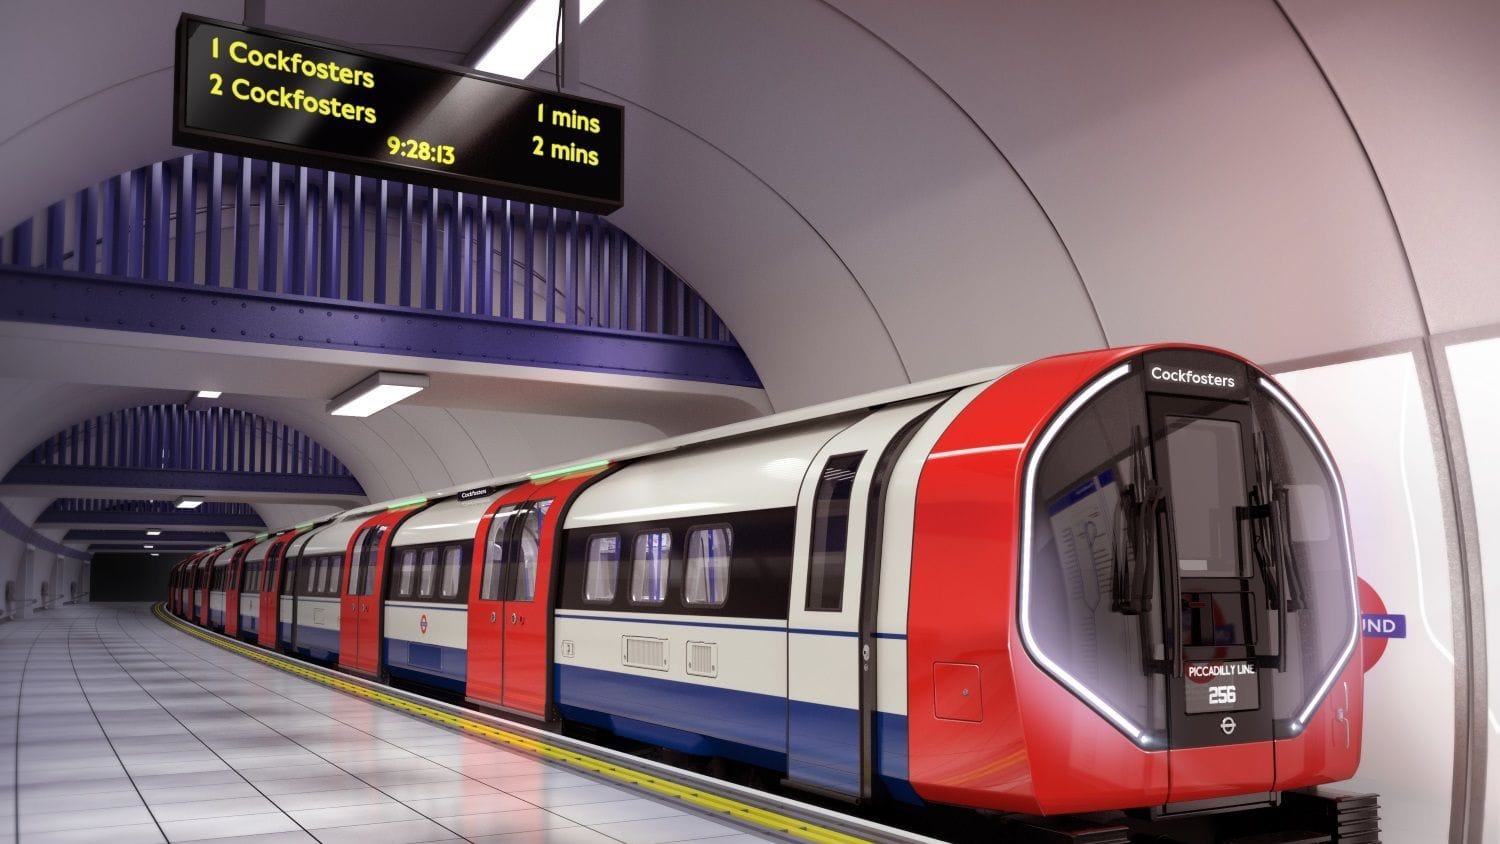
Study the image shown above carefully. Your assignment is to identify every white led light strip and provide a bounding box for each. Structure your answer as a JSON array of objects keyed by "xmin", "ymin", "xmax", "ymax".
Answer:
[
  {"xmin": 1257, "ymin": 377, "xmax": 1361, "ymax": 732},
  {"xmin": 1016, "ymin": 363, "xmax": 1152, "ymax": 745}
]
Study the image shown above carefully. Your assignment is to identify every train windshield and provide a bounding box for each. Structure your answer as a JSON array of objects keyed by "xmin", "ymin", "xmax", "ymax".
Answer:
[{"xmin": 1021, "ymin": 355, "xmax": 1357, "ymax": 747}]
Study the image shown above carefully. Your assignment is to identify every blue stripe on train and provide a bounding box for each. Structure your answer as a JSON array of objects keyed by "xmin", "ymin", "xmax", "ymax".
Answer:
[
  {"xmin": 293, "ymin": 624, "xmax": 339, "ymax": 662},
  {"xmin": 209, "ymin": 609, "xmax": 223, "ymax": 628},
  {"xmin": 553, "ymin": 664, "xmax": 918, "ymax": 803},
  {"xmin": 383, "ymin": 639, "xmax": 466, "ymax": 693}
]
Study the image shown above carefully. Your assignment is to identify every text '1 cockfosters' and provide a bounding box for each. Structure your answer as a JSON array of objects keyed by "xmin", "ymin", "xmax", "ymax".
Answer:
[{"xmin": 173, "ymin": 14, "xmax": 623, "ymax": 214}]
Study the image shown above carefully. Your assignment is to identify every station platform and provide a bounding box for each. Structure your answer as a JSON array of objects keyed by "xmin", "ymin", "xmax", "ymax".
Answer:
[{"xmin": 0, "ymin": 604, "xmax": 780, "ymax": 844}]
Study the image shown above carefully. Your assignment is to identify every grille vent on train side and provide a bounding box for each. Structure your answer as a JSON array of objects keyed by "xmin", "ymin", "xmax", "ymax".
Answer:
[
  {"xmin": 622, "ymin": 636, "xmax": 669, "ymax": 671},
  {"xmin": 686, "ymin": 642, "xmax": 718, "ymax": 678}
]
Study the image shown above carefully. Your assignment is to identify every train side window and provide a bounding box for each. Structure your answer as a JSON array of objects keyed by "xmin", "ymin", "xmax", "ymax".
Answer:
[
  {"xmin": 584, "ymin": 534, "xmax": 620, "ymax": 604},
  {"xmin": 440, "ymin": 545, "xmax": 464, "ymax": 600},
  {"xmin": 684, "ymin": 525, "xmax": 732, "ymax": 607},
  {"xmin": 631, "ymin": 530, "xmax": 672, "ymax": 605},
  {"xmin": 395, "ymin": 548, "xmax": 418, "ymax": 599},
  {"xmin": 806, "ymin": 453, "xmax": 864, "ymax": 612},
  {"xmin": 418, "ymin": 547, "xmax": 440, "ymax": 598},
  {"xmin": 329, "ymin": 555, "xmax": 344, "ymax": 597},
  {"xmin": 481, "ymin": 507, "xmax": 518, "ymax": 602}
]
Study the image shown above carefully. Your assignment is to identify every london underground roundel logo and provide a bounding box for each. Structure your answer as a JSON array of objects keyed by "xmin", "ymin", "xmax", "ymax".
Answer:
[
  {"xmin": 419, "ymin": 613, "xmax": 428, "ymax": 634},
  {"xmin": 1359, "ymin": 577, "xmax": 1387, "ymax": 672}
]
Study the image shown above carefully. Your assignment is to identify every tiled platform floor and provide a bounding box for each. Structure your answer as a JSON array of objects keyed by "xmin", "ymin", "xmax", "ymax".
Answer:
[{"xmin": 0, "ymin": 604, "xmax": 776, "ymax": 844}]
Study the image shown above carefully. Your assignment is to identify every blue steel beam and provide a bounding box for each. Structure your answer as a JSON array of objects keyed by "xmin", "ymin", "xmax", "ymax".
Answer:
[
  {"xmin": 2, "ymin": 465, "xmax": 365, "ymax": 497},
  {"xmin": 63, "ymin": 530, "xmax": 230, "ymax": 543},
  {"xmin": 0, "ymin": 266, "xmax": 761, "ymax": 386},
  {"xmin": 36, "ymin": 509, "xmax": 266, "ymax": 529}
]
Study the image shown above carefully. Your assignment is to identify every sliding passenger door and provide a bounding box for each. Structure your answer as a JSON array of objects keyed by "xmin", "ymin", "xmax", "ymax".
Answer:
[
  {"xmin": 786, "ymin": 400, "xmax": 941, "ymax": 800},
  {"xmin": 342, "ymin": 506, "xmax": 424, "ymax": 679}
]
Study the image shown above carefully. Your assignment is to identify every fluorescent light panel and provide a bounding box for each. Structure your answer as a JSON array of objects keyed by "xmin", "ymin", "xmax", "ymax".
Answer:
[
  {"xmin": 329, "ymin": 371, "xmax": 429, "ymax": 417},
  {"xmin": 196, "ymin": 390, "xmax": 223, "ymax": 399},
  {"xmin": 146, "ymin": 530, "xmax": 162, "ymax": 536},
  {"xmin": 474, "ymin": 0, "xmax": 608, "ymax": 80},
  {"xmin": 175, "ymin": 497, "xmax": 204, "ymax": 510}
]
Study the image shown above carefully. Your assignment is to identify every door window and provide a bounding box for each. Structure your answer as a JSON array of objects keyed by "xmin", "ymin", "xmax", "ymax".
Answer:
[
  {"xmin": 480, "ymin": 507, "xmax": 518, "ymax": 601},
  {"xmin": 806, "ymin": 453, "xmax": 863, "ymax": 611}
]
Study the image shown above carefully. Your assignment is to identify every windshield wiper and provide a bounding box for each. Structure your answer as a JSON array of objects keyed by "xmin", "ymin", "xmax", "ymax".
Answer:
[{"xmin": 1112, "ymin": 426, "xmax": 1159, "ymax": 615}]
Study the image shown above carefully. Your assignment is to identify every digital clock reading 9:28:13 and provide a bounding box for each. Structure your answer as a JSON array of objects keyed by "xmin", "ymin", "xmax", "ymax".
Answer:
[{"xmin": 387, "ymin": 136, "xmax": 455, "ymax": 166}]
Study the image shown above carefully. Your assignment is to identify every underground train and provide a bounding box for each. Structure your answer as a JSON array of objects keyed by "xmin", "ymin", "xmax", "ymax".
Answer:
[{"xmin": 167, "ymin": 344, "xmax": 1364, "ymax": 820}]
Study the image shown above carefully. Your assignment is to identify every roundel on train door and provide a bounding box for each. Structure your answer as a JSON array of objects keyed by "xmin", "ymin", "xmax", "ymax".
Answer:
[{"xmin": 419, "ymin": 613, "xmax": 428, "ymax": 634}]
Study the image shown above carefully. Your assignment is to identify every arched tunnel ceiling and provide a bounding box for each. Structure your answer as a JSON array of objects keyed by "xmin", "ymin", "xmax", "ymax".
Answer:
[{"xmin": 2, "ymin": 0, "xmax": 1498, "ymax": 545}]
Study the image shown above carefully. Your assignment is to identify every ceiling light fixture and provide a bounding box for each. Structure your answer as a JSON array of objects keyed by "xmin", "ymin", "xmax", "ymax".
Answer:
[
  {"xmin": 196, "ymin": 390, "xmax": 223, "ymax": 399},
  {"xmin": 144, "ymin": 545, "xmax": 154, "ymax": 549},
  {"xmin": 328, "ymin": 371, "xmax": 429, "ymax": 417},
  {"xmin": 151, "ymin": 553, "xmax": 160, "ymax": 557},
  {"xmin": 175, "ymin": 496, "xmax": 204, "ymax": 510},
  {"xmin": 473, "ymin": 0, "xmax": 607, "ymax": 80},
  {"xmin": 146, "ymin": 530, "xmax": 162, "ymax": 536}
]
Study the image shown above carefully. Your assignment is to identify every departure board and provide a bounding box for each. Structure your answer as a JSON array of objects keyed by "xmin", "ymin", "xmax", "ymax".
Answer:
[{"xmin": 174, "ymin": 15, "xmax": 623, "ymax": 213}]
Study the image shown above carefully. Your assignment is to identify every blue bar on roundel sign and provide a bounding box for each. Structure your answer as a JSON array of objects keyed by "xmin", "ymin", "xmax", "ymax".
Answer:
[{"xmin": 1362, "ymin": 613, "xmax": 1406, "ymax": 639}]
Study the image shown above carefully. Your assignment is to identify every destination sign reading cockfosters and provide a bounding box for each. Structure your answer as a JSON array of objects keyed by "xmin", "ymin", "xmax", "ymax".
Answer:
[{"xmin": 173, "ymin": 14, "xmax": 623, "ymax": 213}]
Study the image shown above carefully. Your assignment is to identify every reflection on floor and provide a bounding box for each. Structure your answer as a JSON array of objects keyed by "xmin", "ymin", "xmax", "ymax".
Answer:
[{"xmin": 0, "ymin": 604, "xmax": 774, "ymax": 844}]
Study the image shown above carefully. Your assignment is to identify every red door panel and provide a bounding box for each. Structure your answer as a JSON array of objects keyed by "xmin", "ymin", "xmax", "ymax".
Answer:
[
  {"xmin": 258, "ymin": 534, "xmax": 295, "ymax": 649},
  {"xmin": 224, "ymin": 545, "xmax": 251, "ymax": 638},
  {"xmin": 467, "ymin": 487, "xmax": 538, "ymax": 709},
  {"xmin": 466, "ymin": 469, "xmax": 605, "ymax": 717},
  {"xmin": 340, "ymin": 506, "xmax": 425, "ymax": 678}
]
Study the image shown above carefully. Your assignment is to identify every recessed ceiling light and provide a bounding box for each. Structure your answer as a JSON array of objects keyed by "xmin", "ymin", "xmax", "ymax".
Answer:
[
  {"xmin": 473, "ymin": 0, "xmax": 608, "ymax": 80},
  {"xmin": 328, "ymin": 371, "xmax": 429, "ymax": 417},
  {"xmin": 146, "ymin": 530, "xmax": 162, "ymax": 536},
  {"xmin": 144, "ymin": 545, "xmax": 154, "ymax": 549},
  {"xmin": 196, "ymin": 390, "xmax": 223, "ymax": 399},
  {"xmin": 151, "ymin": 553, "xmax": 160, "ymax": 557},
  {"xmin": 175, "ymin": 497, "xmax": 204, "ymax": 510}
]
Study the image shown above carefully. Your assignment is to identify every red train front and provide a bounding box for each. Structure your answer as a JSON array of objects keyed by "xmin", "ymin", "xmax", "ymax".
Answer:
[{"xmin": 907, "ymin": 344, "xmax": 1362, "ymax": 816}]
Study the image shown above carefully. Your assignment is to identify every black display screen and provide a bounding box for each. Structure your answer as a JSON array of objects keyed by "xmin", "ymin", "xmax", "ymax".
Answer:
[{"xmin": 173, "ymin": 15, "xmax": 623, "ymax": 213}]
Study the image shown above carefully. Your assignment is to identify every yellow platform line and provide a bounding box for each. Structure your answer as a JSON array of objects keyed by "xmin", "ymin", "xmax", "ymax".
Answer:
[{"xmin": 152, "ymin": 604, "xmax": 869, "ymax": 844}]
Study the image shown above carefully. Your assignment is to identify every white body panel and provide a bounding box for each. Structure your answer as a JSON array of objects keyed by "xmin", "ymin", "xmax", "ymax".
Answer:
[
  {"xmin": 209, "ymin": 591, "xmax": 224, "ymax": 614},
  {"xmin": 566, "ymin": 421, "xmax": 850, "ymax": 528},
  {"xmin": 383, "ymin": 601, "xmax": 467, "ymax": 649},
  {"xmin": 279, "ymin": 595, "xmax": 293, "ymax": 625},
  {"xmin": 393, "ymin": 489, "xmax": 508, "ymax": 548},
  {"xmin": 296, "ymin": 596, "xmax": 341, "ymax": 632},
  {"xmin": 239, "ymin": 593, "xmax": 258, "ymax": 620},
  {"xmin": 556, "ymin": 610, "xmax": 786, "ymax": 696}
]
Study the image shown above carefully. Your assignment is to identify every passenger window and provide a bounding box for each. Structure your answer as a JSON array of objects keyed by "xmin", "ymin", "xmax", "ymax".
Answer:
[
  {"xmin": 418, "ymin": 547, "xmax": 440, "ymax": 598},
  {"xmin": 684, "ymin": 525, "xmax": 732, "ymax": 607},
  {"xmin": 440, "ymin": 545, "xmax": 464, "ymax": 599},
  {"xmin": 347, "ymin": 529, "xmax": 368, "ymax": 595},
  {"xmin": 807, "ymin": 453, "xmax": 864, "ymax": 611},
  {"xmin": 396, "ymin": 549, "xmax": 418, "ymax": 599},
  {"xmin": 584, "ymin": 534, "xmax": 620, "ymax": 603},
  {"xmin": 481, "ymin": 507, "xmax": 518, "ymax": 602},
  {"xmin": 631, "ymin": 530, "xmax": 672, "ymax": 605}
]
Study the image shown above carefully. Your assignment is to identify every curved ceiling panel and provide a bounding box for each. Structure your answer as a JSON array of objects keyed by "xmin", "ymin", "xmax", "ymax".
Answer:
[
  {"xmin": 574, "ymin": 0, "xmax": 1104, "ymax": 395},
  {"xmin": 828, "ymin": 0, "xmax": 1425, "ymax": 364},
  {"xmin": 1283, "ymin": 0, "xmax": 1500, "ymax": 335}
]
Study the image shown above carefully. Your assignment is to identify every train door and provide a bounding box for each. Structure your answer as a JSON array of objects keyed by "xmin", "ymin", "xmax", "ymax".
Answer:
[
  {"xmin": 258, "ymin": 535, "xmax": 289, "ymax": 649},
  {"xmin": 470, "ymin": 472, "xmax": 599, "ymax": 717},
  {"xmin": 468, "ymin": 488, "xmax": 534, "ymax": 709},
  {"xmin": 1147, "ymin": 392, "xmax": 1277, "ymax": 803},
  {"xmin": 341, "ymin": 506, "xmax": 422, "ymax": 678},
  {"xmin": 786, "ymin": 400, "xmax": 942, "ymax": 800},
  {"xmin": 224, "ymin": 544, "xmax": 251, "ymax": 638}
]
